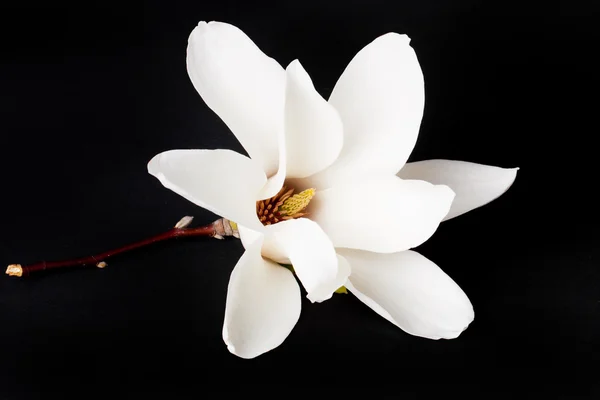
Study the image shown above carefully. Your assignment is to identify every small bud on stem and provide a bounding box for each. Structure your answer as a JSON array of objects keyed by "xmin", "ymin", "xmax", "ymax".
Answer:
[
  {"xmin": 174, "ymin": 216, "xmax": 194, "ymax": 229},
  {"xmin": 6, "ymin": 264, "xmax": 23, "ymax": 277}
]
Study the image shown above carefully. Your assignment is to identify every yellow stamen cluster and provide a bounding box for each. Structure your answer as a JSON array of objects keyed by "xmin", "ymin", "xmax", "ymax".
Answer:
[
  {"xmin": 279, "ymin": 188, "xmax": 315, "ymax": 217},
  {"xmin": 256, "ymin": 186, "xmax": 315, "ymax": 226}
]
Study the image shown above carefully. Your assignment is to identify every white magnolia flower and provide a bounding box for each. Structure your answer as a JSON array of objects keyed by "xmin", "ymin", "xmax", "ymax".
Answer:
[{"xmin": 148, "ymin": 21, "xmax": 517, "ymax": 358}]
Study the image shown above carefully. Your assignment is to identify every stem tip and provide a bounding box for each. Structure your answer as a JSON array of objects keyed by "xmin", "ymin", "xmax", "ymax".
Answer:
[{"xmin": 6, "ymin": 264, "xmax": 23, "ymax": 277}]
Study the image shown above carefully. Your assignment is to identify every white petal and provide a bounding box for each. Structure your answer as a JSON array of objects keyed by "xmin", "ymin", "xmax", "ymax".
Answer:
[
  {"xmin": 257, "ymin": 118, "xmax": 286, "ymax": 200},
  {"xmin": 284, "ymin": 60, "xmax": 343, "ymax": 178},
  {"xmin": 223, "ymin": 238, "xmax": 301, "ymax": 359},
  {"xmin": 344, "ymin": 280, "xmax": 396, "ymax": 325},
  {"xmin": 398, "ymin": 160, "xmax": 519, "ymax": 221},
  {"xmin": 334, "ymin": 253, "xmax": 353, "ymax": 292},
  {"xmin": 338, "ymin": 249, "xmax": 474, "ymax": 339},
  {"xmin": 187, "ymin": 21, "xmax": 285, "ymax": 177},
  {"xmin": 148, "ymin": 149, "xmax": 265, "ymax": 231},
  {"xmin": 309, "ymin": 176, "xmax": 454, "ymax": 253},
  {"xmin": 238, "ymin": 224, "xmax": 263, "ymax": 250},
  {"xmin": 308, "ymin": 33, "xmax": 424, "ymax": 188},
  {"xmin": 338, "ymin": 252, "xmax": 395, "ymax": 325},
  {"xmin": 262, "ymin": 218, "xmax": 344, "ymax": 303}
]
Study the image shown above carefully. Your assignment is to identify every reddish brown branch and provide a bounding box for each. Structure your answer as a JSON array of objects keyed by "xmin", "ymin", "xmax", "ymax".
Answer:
[{"xmin": 6, "ymin": 217, "xmax": 218, "ymax": 278}]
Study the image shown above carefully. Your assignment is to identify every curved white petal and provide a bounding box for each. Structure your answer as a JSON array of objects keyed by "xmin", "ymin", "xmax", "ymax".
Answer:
[
  {"xmin": 148, "ymin": 149, "xmax": 265, "ymax": 231},
  {"xmin": 398, "ymin": 159, "xmax": 518, "ymax": 221},
  {"xmin": 238, "ymin": 224, "xmax": 263, "ymax": 250},
  {"xmin": 309, "ymin": 33, "xmax": 425, "ymax": 188},
  {"xmin": 223, "ymin": 238, "xmax": 301, "ymax": 359},
  {"xmin": 309, "ymin": 176, "xmax": 454, "ymax": 253},
  {"xmin": 334, "ymin": 254, "xmax": 352, "ymax": 291},
  {"xmin": 284, "ymin": 60, "xmax": 343, "ymax": 178},
  {"xmin": 344, "ymin": 280, "xmax": 396, "ymax": 325},
  {"xmin": 262, "ymin": 218, "xmax": 344, "ymax": 303},
  {"xmin": 187, "ymin": 21, "xmax": 285, "ymax": 177},
  {"xmin": 338, "ymin": 249, "xmax": 474, "ymax": 339},
  {"xmin": 257, "ymin": 119, "xmax": 286, "ymax": 200}
]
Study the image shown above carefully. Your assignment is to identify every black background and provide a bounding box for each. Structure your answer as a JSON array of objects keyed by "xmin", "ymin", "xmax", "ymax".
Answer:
[{"xmin": 1, "ymin": 0, "xmax": 599, "ymax": 396}]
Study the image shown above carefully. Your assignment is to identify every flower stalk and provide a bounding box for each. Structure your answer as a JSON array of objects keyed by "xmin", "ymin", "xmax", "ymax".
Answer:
[{"xmin": 5, "ymin": 216, "xmax": 236, "ymax": 278}]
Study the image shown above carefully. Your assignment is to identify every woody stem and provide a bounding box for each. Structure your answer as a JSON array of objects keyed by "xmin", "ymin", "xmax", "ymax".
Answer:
[{"xmin": 5, "ymin": 217, "xmax": 217, "ymax": 278}]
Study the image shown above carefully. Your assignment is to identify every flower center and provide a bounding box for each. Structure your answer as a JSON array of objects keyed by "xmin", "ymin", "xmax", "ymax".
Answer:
[{"xmin": 256, "ymin": 185, "xmax": 315, "ymax": 226}]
